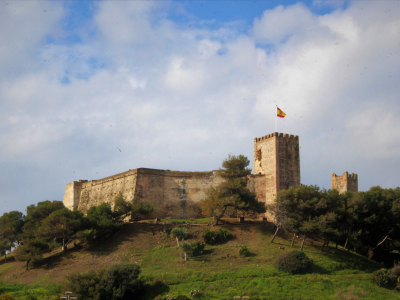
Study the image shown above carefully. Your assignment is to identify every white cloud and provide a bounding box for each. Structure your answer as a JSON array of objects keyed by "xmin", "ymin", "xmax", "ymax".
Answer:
[{"xmin": 1, "ymin": 0, "xmax": 400, "ymax": 215}]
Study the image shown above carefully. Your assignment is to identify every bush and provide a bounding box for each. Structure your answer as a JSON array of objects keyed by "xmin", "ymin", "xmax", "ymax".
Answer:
[
  {"xmin": 171, "ymin": 228, "xmax": 188, "ymax": 240},
  {"xmin": 180, "ymin": 242, "xmax": 192, "ymax": 252},
  {"xmin": 388, "ymin": 263, "xmax": 400, "ymax": 278},
  {"xmin": 274, "ymin": 250, "xmax": 313, "ymax": 274},
  {"xmin": 68, "ymin": 263, "xmax": 143, "ymax": 300},
  {"xmin": 239, "ymin": 245, "xmax": 250, "ymax": 257},
  {"xmin": 372, "ymin": 268, "xmax": 396, "ymax": 287},
  {"xmin": 0, "ymin": 294, "xmax": 16, "ymax": 300},
  {"xmin": 189, "ymin": 242, "xmax": 206, "ymax": 257},
  {"xmin": 202, "ymin": 228, "xmax": 232, "ymax": 244}
]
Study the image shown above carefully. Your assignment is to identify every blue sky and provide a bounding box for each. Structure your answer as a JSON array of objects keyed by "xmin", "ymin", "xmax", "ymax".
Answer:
[{"xmin": 0, "ymin": 0, "xmax": 400, "ymax": 215}]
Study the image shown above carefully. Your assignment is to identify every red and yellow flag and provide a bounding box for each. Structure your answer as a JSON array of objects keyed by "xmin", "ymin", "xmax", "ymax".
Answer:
[{"xmin": 277, "ymin": 107, "xmax": 286, "ymax": 118}]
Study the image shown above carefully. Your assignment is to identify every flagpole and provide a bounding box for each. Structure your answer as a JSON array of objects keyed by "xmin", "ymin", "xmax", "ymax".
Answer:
[{"xmin": 275, "ymin": 105, "xmax": 278, "ymax": 133}]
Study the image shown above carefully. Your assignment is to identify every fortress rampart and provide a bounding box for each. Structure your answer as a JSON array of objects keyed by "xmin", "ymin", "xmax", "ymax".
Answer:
[
  {"xmin": 63, "ymin": 168, "xmax": 267, "ymax": 218},
  {"xmin": 63, "ymin": 132, "xmax": 358, "ymax": 219}
]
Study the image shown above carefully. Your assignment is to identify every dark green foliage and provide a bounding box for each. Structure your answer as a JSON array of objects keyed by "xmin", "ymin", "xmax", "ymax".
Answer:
[
  {"xmin": 86, "ymin": 203, "xmax": 123, "ymax": 239},
  {"xmin": 372, "ymin": 268, "xmax": 395, "ymax": 287},
  {"xmin": 180, "ymin": 242, "xmax": 191, "ymax": 251},
  {"xmin": 68, "ymin": 263, "xmax": 143, "ymax": 300},
  {"xmin": 200, "ymin": 155, "xmax": 266, "ymax": 225},
  {"xmin": 131, "ymin": 199, "xmax": 154, "ymax": 219},
  {"xmin": 24, "ymin": 201, "xmax": 64, "ymax": 230},
  {"xmin": 67, "ymin": 269, "xmax": 103, "ymax": 299},
  {"xmin": 239, "ymin": 245, "xmax": 250, "ymax": 257},
  {"xmin": 189, "ymin": 241, "xmax": 205, "ymax": 257},
  {"xmin": 171, "ymin": 228, "xmax": 188, "ymax": 240},
  {"xmin": 0, "ymin": 211, "xmax": 25, "ymax": 246},
  {"xmin": 202, "ymin": 228, "xmax": 232, "ymax": 244},
  {"xmin": 36, "ymin": 208, "xmax": 84, "ymax": 254},
  {"xmin": 13, "ymin": 238, "xmax": 49, "ymax": 271},
  {"xmin": 274, "ymin": 250, "xmax": 313, "ymax": 274}
]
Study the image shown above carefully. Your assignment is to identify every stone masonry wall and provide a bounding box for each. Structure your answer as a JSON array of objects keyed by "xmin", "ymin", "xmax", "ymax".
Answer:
[
  {"xmin": 332, "ymin": 172, "xmax": 358, "ymax": 194},
  {"xmin": 254, "ymin": 132, "xmax": 300, "ymax": 209},
  {"xmin": 63, "ymin": 168, "xmax": 225, "ymax": 218}
]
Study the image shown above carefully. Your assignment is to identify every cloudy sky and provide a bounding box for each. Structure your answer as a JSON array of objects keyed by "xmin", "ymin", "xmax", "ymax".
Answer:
[{"xmin": 1, "ymin": 0, "xmax": 399, "ymax": 215}]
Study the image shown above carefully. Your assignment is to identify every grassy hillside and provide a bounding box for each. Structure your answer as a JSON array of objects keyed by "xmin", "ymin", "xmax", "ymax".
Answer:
[{"xmin": 0, "ymin": 219, "xmax": 398, "ymax": 299}]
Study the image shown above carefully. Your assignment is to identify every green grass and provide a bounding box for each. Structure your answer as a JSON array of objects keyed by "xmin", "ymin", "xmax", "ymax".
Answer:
[
  {"xmin": 129, "ymin": 226, "xmax": 398, "ymax": 299},
  {"xmin": 1, "ymin": 223, "xmax": 399, "ymax": 299},
  {"xmin": 0, "ymin": 283, "xmax": 62, "ymax": 300}
]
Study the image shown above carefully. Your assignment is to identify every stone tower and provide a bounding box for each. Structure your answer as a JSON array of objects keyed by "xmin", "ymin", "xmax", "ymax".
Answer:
[
  {"xmin": 253, "ymin": 132, "xmax": 301, "ymax": 206},
  {"xmin": 332, "ymin": 172, "xmax": 358, "ymax": 194}
]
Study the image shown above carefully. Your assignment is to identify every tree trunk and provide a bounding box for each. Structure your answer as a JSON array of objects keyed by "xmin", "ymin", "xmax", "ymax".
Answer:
[
  {"xmin": 62, "ymin": 238, "xmax": 66, "ymax": 255},
  {"xmin": 291, "ymin": 233, "xmax": 296, "ymax": 247},
  {"xmin": 344, "ymin": 238, "xmax": 348, "ymax": 250},
  {"xmin": 375, "ymin": 235, "xmax": 389, "ymax": 249},
  {"xmin": 176, "ymin": 237, "xmax": 180, "ymax": 247},
  {"xmin": 321, "ymin": 239, "xmax": 329, "ymax": 252},
  {"xmin": 213, "ymin": 211, "xmax": 225, "ymax": 226},
  {"xmin": 270, "ymin": 225, "xmax": 280, "ymax": 243},
  {"xmin": 335, "ymin": 242, "xmax": 338, "ymax": 249},
  {"xmin": 184, "ymin": 252, "xmax": 187, "ymax": 261},
  {"xmin": 300, "ymin": 235, "xmax": 306, "ymax": 251},
  {"xmin": 4, "ymin": 252, "xmax": 6, "ymax": 262},
  {"xmin": 26, "ymin": 259, "xmax": 30, "ymax": 271}
]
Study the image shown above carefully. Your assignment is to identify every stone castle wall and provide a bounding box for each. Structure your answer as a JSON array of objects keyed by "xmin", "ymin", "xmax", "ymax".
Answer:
[
  {"xmin": 332, "ymin": 172, "xmax": 358, "ymax": 194},
  {"xmin": 63, "ymin": 167, "xmax": 267, "ymax": 218},
  {"xmin": 64, "ymin": 132, "xmax": 359, "ymax": 220},
  {"xmin": 253, "ymin": 133, "xmax": 300, "ymax": 207}
]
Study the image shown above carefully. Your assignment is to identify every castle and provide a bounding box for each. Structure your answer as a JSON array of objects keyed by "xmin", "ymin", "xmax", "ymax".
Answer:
[{"xmin": 63, "ymin": 132, "xmax": 358, "ymax": 218}]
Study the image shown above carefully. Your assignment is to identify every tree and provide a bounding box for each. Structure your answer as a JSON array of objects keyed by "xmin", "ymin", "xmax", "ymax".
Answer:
[
  {"xmin": 345, "ymin": 186, "xmax": 400, "ymax": 256},
  {"xmin": 86, "ymin": 203, "xmax": 121, "ymax": 239},
  {"xmin": 180, "ymin": 242, "xmax": 191, "ymax": 261},
  {"xmin": 200, "ymin": 154, "xmax": 266, "ymax": 225},
  {"xmin": 275, "ymin": 185, "xmax": 341, "ymax": 251},
  {"xmin": 13, "ymin": 238, "xmax": 49, "ymax": 271},
  {"xmin": 171, "ymin": 228, "xmax": 188, "ymax": 247},
  {"xmin": 130, "ymin": 199, "xmax": 154, "ymax": 220},
  {"xmin": 0, "ymin": 211, "xmax": 25, "ymax": 247},
  {"xmin": 23, "ymin": 201, "xmax": 65, "ymax": 238},
  {"xmin": 0, "ymin": 239, "xmax": 12, "ymax": 262},
  {"xmin": 12, "ymin": 201, "xmax": 64, "ymax": 270},
  {"xmin": 37, "ymin": 208, "xmax": 84, "ymax": 254}
]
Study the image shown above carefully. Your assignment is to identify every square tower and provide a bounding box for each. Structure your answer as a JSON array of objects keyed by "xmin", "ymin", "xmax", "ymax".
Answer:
[
  {"xmin": 332, "ymin": 172, "xmax": 358, "ymax": 194},
  {"xmin": 253, "ymin": 132, "xmax": 301, "ymax": 206}
]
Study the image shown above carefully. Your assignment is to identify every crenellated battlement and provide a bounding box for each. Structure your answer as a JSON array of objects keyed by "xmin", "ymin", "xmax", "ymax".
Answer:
[
  {"xmin": 332, "ymin": 171, "xmax": 358, "ymax": 194},
  {"xmin": 254, "ymin": 132, "xmax": 299, "ymax": 143},
  {"xmin": 332, "ymin": 171, "xmax": 358, "ymax": 180}
]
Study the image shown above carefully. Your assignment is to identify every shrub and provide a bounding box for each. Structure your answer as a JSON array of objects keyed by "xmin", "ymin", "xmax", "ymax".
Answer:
[
  {"xmin": 274, "ymin": 250, "xmax": 313, "ymax": 274},
  {"xmin": 239, "ymin": 245, "xmax": 250, "ymax": 257},
  {"xmin": 189, "ymin": 242, "xmax": 206, "ymax": 257},
  {"xmin": 388, "ymin": 262, "xmax": 400, "ymax": 278},
  {"xmin": 0, "ymin": 294, "xmax": 16, "ymax": 300},
  {"xmin": 171, "ymin": 228, "xmax": 188, "ymax": 240},
  {"xmin": 203, "ymin": 228, "xmax": 232, "ymax": 244},
  {"xmin": 372, "ymin": 268, "xmax": 396, "ymax": 287},
  {"xmin": 180, "ymin": 242, "xmax": 192, "ymax": 252},
  {"xmin": 68, "ymin": 263, "xmax": 143, "ymax": 300}
]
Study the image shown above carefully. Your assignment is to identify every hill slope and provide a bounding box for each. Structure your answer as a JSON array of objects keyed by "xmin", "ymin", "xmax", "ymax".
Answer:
[{"xmin": 0, "ymin": 220, "xmax": 398, "ymax": 299}]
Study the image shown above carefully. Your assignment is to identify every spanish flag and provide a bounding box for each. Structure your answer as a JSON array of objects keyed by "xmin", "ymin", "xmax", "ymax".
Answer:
[{"xmin": 277, "ymin": 107, "xmax": 286, "ymax": 118}]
